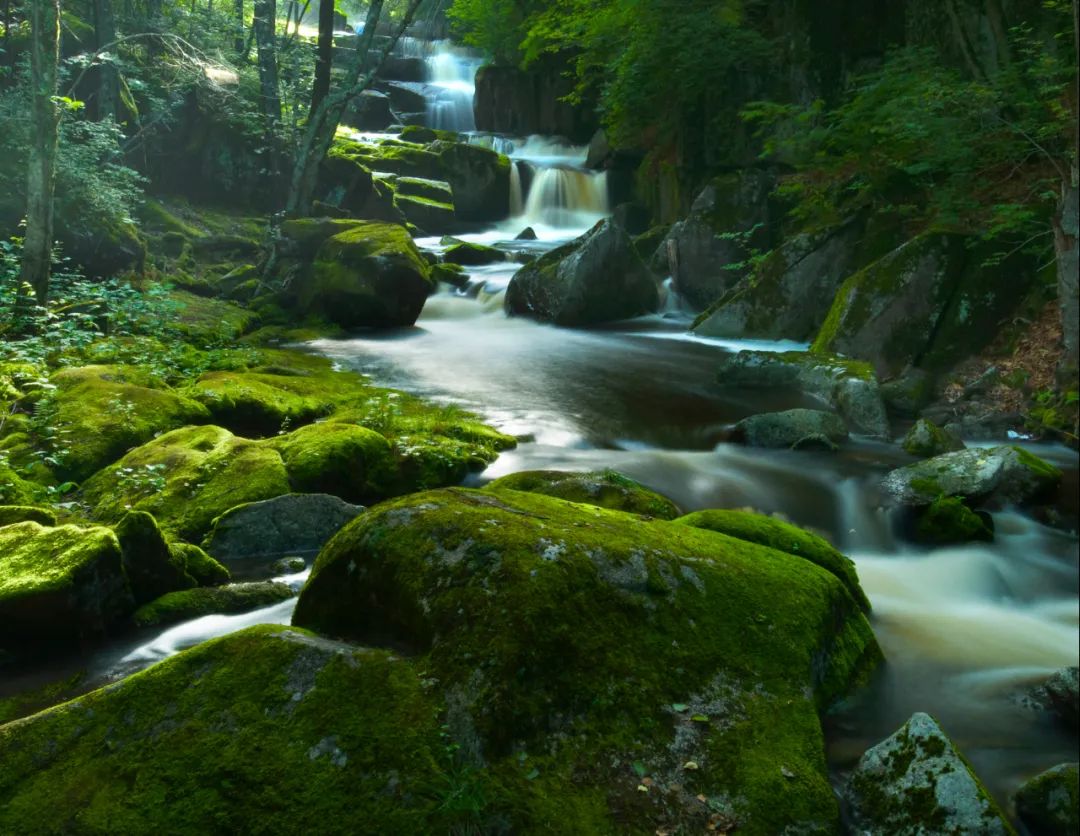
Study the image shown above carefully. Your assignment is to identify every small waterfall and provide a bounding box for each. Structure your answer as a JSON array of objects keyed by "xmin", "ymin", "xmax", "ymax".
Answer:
[
  {"xmin": 520, "ymin": 166, "xmax": 609, "ymax": 228},
  {"xmin": 509, "ymin": 162, "xmax": 524, "ymax": 217},
  {"xmin": 424, "ymin": 41, "xmax": 481, "ymax": 132}
]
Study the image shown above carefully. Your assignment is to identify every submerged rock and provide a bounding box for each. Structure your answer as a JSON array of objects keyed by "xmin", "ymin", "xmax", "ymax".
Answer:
[
  {"xmin": 505, "ymin": 218, "xmax": 659, "ymax": 326},
  {"xmin": 132, "ymin": 582, "xmax": 295, "ymax": 628},
  {"xmin": 731, "ymin": 408, "xmax": 848, "ymax": 449},
  {"xmin": 1027, "ymin": 667, "xmax": 1079, "ymax": 730},
  {"xmin": 203, "ymin": 493, "xmax": 365, "ymax": 560},
  {"xmin": 715, "ymin": 350, "xmax": 890, "ymax": 438},
  {"xmin": 843, "ymin": 712, "xmax": 1013, "ymax": 835},
  {"xmin": 910, "ymin": 496, "xmax": 994, "ymax": 545},
  {"xmin": 442, "ymin": 240, "xmax": 505, "ymax": 266},
  {"xmin": 902, "ymin": 418, "xmax": 965, "ymax": 458},
  {"xmin": 1014, "ymin": 763, "xmax": 1079, "ymax": 836},
  {"xmin": 881, "ymin": 446, "xmax": 1062, "ymax": 508},
  {"xmin": 294, "ymin": 487, "xmax": 881, "ymax": 833},
  {"xmin": 484, "ymin": 469, "xmax": 680, "ymax": 519}
]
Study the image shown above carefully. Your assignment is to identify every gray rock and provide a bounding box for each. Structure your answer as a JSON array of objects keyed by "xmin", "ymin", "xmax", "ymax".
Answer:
[
  {"xmin": 1014, "ymin": 762, "xmax": 1079, "ymax": 836},
  {"xmin": 732, "ymin": 408, "xmax": 848, "ymax": 449},
  {"xmin": 505, "ymin": 218, "xmax": 658, "ymax": 326},
  {"xmin": 271, "ymin": 556, "xmax": 307, "ymax": 575},
  {"xmin": 202, "ymin": 493, "xmax": 364, "ymax": 560},
  {"xmin": 1027, "ymin": 667, "xmax": 1079, "ymax": 730},
  {"xmin": 880, "ymin": 367, "xmax": 936, "ymax": 417},
  {"xmin": 715, "ymin": 351, "xmax": 891, "ymax": 438},
  {"xmin": 430, "ymin": 140, "xmax": 510, "ymax": 222},
  {"xmin": 902, "ymin": 419, "xmax": 965, "ymax": 458},
  {"xmin": 880, "ymin": 446, "xmax": 1062, "ymax": 507},
  {"xmin": 843, "ymin": 712, "xmax": 1012, "ymax": 835}
]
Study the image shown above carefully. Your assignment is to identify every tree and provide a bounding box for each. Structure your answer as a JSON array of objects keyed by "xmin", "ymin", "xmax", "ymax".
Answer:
[
  {"xmin": 21, "ymin": 0, "xmax": 61, "ymax": 304},
  {"xmin": 253, "ymin": 0, "xmax": 281, "ymax": 138},
  {"xmin": 93, "ymin": 0, "xmax": 119, "ymax": 122},
  {"xmin": 309, "ymin": 0, "xmax": 334, "ymax": 119}
]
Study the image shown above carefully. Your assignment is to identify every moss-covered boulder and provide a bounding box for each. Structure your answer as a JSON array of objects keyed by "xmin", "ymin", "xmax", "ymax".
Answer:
[
  {"xmin": 881, "ymin": 446, "xmax": 1062, "ymax": 508},
  {"xmin": 0, "ymin": 626, "xmax": 451, "ymax": 833},
  {"xmin": 431, "ymin": 261, "xmax": 469, "ymax": 288},
  {"xmin": 45, "ymin": 365, "xmax": 211, "ymax": 481},
  {"xmin": 81, "ymin": 425, "xmax": 292, "ymax": 541},
  {"xmin": 842, "ymin": 712, "xmax": 1014, "ymax": 835},
  {"xmin": 505, "ymin": 218, "xmax": 659, "ymax": 326},
  {"xmin": 484, "ymin": 469, "xmax": 680, "ymax": 519},
  {"xmin": 0, "ymin": 522, "xmax": 132, "ymax": 646},
  {"xmin": 395, "ymin": 175, "xmax": 454, "ymax": 203},
  {"xmin": 0, "ymin": 505, "xmax": 56, "ymax": 527},
  {"xmin": 674, "ymin": 509, "xmax": 870, "ymax": 612},
  {"xmin": 0, "ymin": 461, "xmax": 46, "ymax": 506},
  {"xmin": 902, "ymin": 418, "xmax": 965, "ymax": 458},
  {"xmin": 114, "ymin": 510, "xmax": 200, "ymax": 605},
  {"xmin": 715, "ymin": 350, "xmax": 890, "ymax": 438},
  {"xmin": 911, "ymin": 496, "xmax": 995, "ymax": 545},
  {"xmin": 731, "ymin": 408, "xmax": 848, "ymax": 449},
  {"xmin": 442, "ymin": 240, "xmax": 506, "ymax": 266},
  {"xmin": 395, "ymin": 193, "xmax": 457, "ymax": 235},
  {"xmin": 202, "ymin": 493, "xmax": 365, "ymax": 560},
  {"xmin": 271, "ymin": 422, "xmax": 396, "ymax": 503},
  {"xmin": 296, "ymin": 221, "xmax": 435, "ymax": 328},
  {"xmin": 132, "ymin": 582, "xmax": 295, "ymax": 628},
  {"xmin": 430, "ymin": 140, "xmax": 511, "ymax": 222},
  {"xmin": 812, "ymin": 234, "xmax": 967, "ymax": 378},
  {"xmin": 294, "ymin": 488, "xmax": 881, "ymax": 833},
  {"xmin": 1014, "ymin": 763, "xmax": 1079, "ymax": 836}
]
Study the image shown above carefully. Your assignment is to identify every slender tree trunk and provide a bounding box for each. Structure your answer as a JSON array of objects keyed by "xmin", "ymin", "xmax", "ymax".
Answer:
[
  {"xmin": 94, "ymin": 0, "xmax": 119, "ymax": 122},
  {"xmin": 309, "ymin": 0, "xmax": 334, "ymax": 120},
  {"xmin": 1054, "ymin": 175, "xmax": 1079, "ymax": 373},
  {"xmin": 253, "ymin": 0, "xmax": 281, "ymax": 128},
  {"xmin": 21, "ymin": 0, "xmax": 61, "ymax": 305},
  {"xmin": 234, "ymin": 0, "xmax": 244, "ymax": 54}
]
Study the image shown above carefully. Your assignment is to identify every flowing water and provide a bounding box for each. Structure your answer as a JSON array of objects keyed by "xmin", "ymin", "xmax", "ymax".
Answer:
[{"xmin": 8, "ymin": 39, "xmax": 1075, "ymax": 820}]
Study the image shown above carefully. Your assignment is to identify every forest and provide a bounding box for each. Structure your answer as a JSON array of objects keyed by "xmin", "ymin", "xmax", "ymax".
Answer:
[{"xmin": 0, "ymin": 0, "xmax": 1077, "ymax": 833}]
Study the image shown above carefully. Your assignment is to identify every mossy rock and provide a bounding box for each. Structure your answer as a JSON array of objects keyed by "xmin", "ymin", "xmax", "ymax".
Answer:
[
  {"xmin": 167, "ymin": 290, "xmax": 260, "ymax": 345},
  {"xmin": 132, "ymin": 581, "xmax": 295, "ymax": 628},
  {"xmin": 431, "ymin": 261, "xmax": 469, "ymax": 288},
  {"xmin": 0, "ymin": 462, "xmax": 47, "ymax": 506},
  {"xmin": 731, "ymin": 408, "xmax": 848, "ymax": 449},
  {"xmin": 45, "ymin": 365, "xmax": 211, "ymax": 481},
  {"xmin": 394, "ymin": 175, "xmax": 454, "ymax": 203},
  {"xmin": 902, "ymin": 419, "xmax": 965, "ymax": 458},
  {"xmin": 81, "ymin": 425, "xmax": 292, "ymax": 542},
  {"xmin": 399, "ymin": 125, "xmax": 459, "ymax": 144},
  {"xmin": 0, "ymin": 505, "xmax": 57, "ymax": 527},
  {"xmin": 0, "ymin": 522, "xmax": 132, "ymax": 646},
  {"xmin": 0, "ymin": 626, "xmax": 452, "ymax": 833},
  {"xmin": 294, "ymin": 488, "xmax": 881, "ymax": 834},
  {"xmin": 430, "ymin": 140, "xmax": 511, "ymax": 222},
  {"xmin": 912, "ymin": 496, "xmax": 994, "ymax": 545},
  {"xmin": 174, "ymin": 541, "xmax": 231, "ymax": 586},
  {"xmin": 843, "ymin": 712, "xmax": 1014, "ymax": 834},
  {"xmin": 442, "ymin": 241, "xmax": 506, "ymax": 267},
  {"xmin": 270, "ymin": 422, "xmax": 397, "ymax": 504},
  {"xmin": 484, "ymin": 469, "xmax": 680, "ymax": 519},
  {"xmin": 114, "ymin": 511, "xmax": 201, "ymax": 606},
  {"xmin": 1014, "ymin": 762, "xmax": 1079, "ymax": 836},
  {"xmin": 675, "ymin": 509, "xmax": 870, "ymax": 612},
  {"xmin": 395, "ymin": 193, "xmax": 457, "ymax": 235}
]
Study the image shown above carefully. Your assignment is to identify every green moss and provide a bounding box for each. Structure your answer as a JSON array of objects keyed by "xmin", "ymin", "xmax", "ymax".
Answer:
[
  {"xmin": 0, "ymin": 672, "xmax": 86, "ymax": 726},
  {"xmin": 167, "ymin": 290, "xmax": 260, "ymax": 345},
  {"xmin": 485, "ymin": 469, "xmax": 681, "ymax": 520},
  {"xmin": 270, "ymin": 422, "xmax": 396, "ymax": 504},
  {"xmin": 901, "ymin": 419, "xmax": 964, "ymax": 458},
  {"xmin": 113, "ymin": 510, "xmax": 198, "ymax": 605},
  {"xmin": 395, "ymin": 193, "xmax": 456, "ymax": 232},
  {"xmin": 0, "ymin": 505, "xmax": 57, "ymax": 527},
  {"xmin": 1015, "ymin": 763, "xmax": 1079, "ymax": 836},
  {"xmin": 395, "ymin": 176, "xmax": 454, "ymax": 203},
  {"xmin": 442, "ymin": 241, "xmax": 506, "ymax": 266},
  {"xmin": 1013, "ymin": 446, "xmax": 1063, "ymax": 481},
  {"xmin": 176, "ymin": 542, "xmax": 231, "ymax": 587},
  {"xmin": 294, "ymin": 488, "xmax": 882, "ymax": 834},
  {"xmin": 342, "ymin": 141, "xmax": 445, "ymax": 179},
  {"xmin": 0, "ymin": 464, "xmax": 47, "ymax": 507},
  {"xmin": 132, "ymin": 582, "xmax": 294, "ymax": 628},
  {"xmin": 399, "ymin": 125, "xmax": 460, "ymax": 144},
  {"xmin": 914, "ymin": 497, "xmax": 993, "ymax": 545},
  {"xmin": 81, "ymin": 425, "xmax": 292, "ymax": 542},
  {"xmin": 43, "ymin": 365, "xmax": 211, "ymax": 481},
  {"xmin": 675, "ymin": 509, "xmax": 871, "ymax": 612},
  {"xmin": 431, "ymin": 262, "xmax": 469, "ymax": 288},
  {"xmin": 0, "ymin": 626, "xmax": 452, "ymax": 833}
]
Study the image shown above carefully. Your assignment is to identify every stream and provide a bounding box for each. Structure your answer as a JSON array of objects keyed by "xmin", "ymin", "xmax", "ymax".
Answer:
[{"xmin": 12, "ymin": 37, "xmax": 1075, "ymax": 815}]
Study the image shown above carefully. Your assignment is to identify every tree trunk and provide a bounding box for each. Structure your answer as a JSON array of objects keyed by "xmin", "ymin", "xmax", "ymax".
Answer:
[
  {"xmin": 309, "ymin": 0, "xmax": 334, "ymax": 120},
  {"xmin": 21, "ymin": 0, "xmax": 61, "ymax": 305},
  {"xmin": 93, "ymin": 0, "xmax": 119, "ymax": 122},
  {"xmin": 234, "ymin": 0, "xmax": 244, "ymax": 54},
  {"xmin": 1055, "ymin": 177, "xmax": 1079, "ymax": 378},
  {"xmin": 253, "ymin": 0, "xmax": 281, "ymax": 167}
]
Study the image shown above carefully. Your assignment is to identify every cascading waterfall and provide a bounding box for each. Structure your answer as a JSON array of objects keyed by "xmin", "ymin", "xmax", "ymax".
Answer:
[
  {"xmin": 424, "ymin": 41, "xmax": 481, "ymax": 132},
  {"xmin": 509, "ymin": 162, "xmax": 524, "ymax": 217},
  {"xmin": 520, "ymin": 166, "xmax": 608, "ymax": 228}
]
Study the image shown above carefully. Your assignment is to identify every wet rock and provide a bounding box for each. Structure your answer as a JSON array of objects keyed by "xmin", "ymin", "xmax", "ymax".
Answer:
[
  {"xmin": 203, "ymin": 493, "xmax": 365, "ymax": 560},
  {"xmin": 132, "ymin": 582, "xmax": 295, "ymax": 628},
  {"xmin": 715, "ymin": 351, "xmax": 890, "ymax": 438},
  {"xmin": 431, "ymin": 262, "xmax": 468, "ymax": 288},
  {"xmin": 902, "ymin": 419, "xmax": 965, "ymax": 458},
  {"xmin": 474, "ymin": 60, "xmax": 597, "ymax": 143},
  {"xmin": 881, "ymin": 446, "xmax": 1062, "ymax": 508},
  {"xmin": 909, "ymin": 496, "xmax": 994, "ymax": 545},
  {"xmin": 394, "ymin": 193, "xmax": 456, "ymax": 235},
  {"xmin": 1027, "ymin": 667, "xmax": 1079, "ymax": 730},
  {"xmin": 505, "ymin": 218, "xmax": 658, "ymax": 326},
  {"xmin": 880, "ymin": 367, "xmax": 936, "ymax": 417},
  {"xmin": 514, "ymin": 226, "xmax": 537, "ymax": 241},
  {"xmin": 271, "ymin": 556, "xmax": 307, "ymax": 574},
  {"xmin": 484, "ymin": 469, "xmax": 680, "ymax": 519},
  {"xmin": 442, "ymin": 240, "xmax": 505, "ymax": 266},
  {"xmin": 294, "ymin": 487, "xmax": 880, "ymax": 833},
  {"xmin": 1014, "ymin": 763, "xmax": 1079, "ymax": 836},
  {"xmin": 843, "ymin": 712, "xmax": 1012, "ymax": 835},
  {"xmin": 430, "ymin": 140, "xmax": 511, "ymax": 222},
  {"xmin": 731, "ymin": 408, "xmax": 848, "ymax": 449}
]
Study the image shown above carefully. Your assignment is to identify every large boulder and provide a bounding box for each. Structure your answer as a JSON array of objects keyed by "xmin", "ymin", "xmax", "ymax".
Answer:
[
  {"xmin": 731, "ymin": 408, "xmax": 848, "ymax": 450},
  {"xmin": 202, "ymin": 493, "xmax": 365, "ymax": 560},
  {"xmin": 474, "ymin": 60, "xmax": 598, "ymax": 143},
  {"xmin": 290, "ymin": 220, "xmax": 435, "ymax": 328},
  {"xmin": 658, "ymin": 171, "xmax": 774, "ymax": 309},
  {"xmin": 1014, "ymin": 763, "xmax": 1079, "ymax": 836},
  {"xmin": 269, "ymin": 423, "xmax": 396, "ymax": 504},
  {"xmin": 0, "ymin": 626, "xmax": 450, "ymax": 832},
  {"xmin": 484, "ymin": 469, "xmax": 680, "ymax": 519},
  {"xmin": 132, "ymin": 582, "xmax": 296, "ymax": 628},
  {"xmin": 715, "ymin": 351, "xmax": 890, "ymax": 438},
  {"xmin": 902, "ymin": 418, "xmax": 965, "ymax": 458},
  {"xmin": 505, "ymin": 218, "xmax": 659, "ymax": 326},
  {"xmin": 812, "ymin": 234, "xmax": 967, "ymax": 378},
  {"xmin": 880, "ymin": 446, "xmax": 1062, "ymax": 508},
  {"xmin": 430, "ymin": 140, "xmax": 511, "ymax": 222},
  {"xmin": 842, "ymin": 712, "xmax": 1012, "ymax": 835},
  {"xmin": 293, "ymin": 487, "xmax": 881, "ymax": 833},
  {"xmin": 343, "ymin": 89, "xmax": 397, "ymax": 130}
]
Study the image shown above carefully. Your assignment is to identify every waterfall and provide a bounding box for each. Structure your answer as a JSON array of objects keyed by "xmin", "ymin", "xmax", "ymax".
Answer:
[
  {"xmin": 509, "ymin": 162, "xmax": 525, "ymax": 217},
  {"xmin": 424, "ymin": 42, "xmax": 481, "ymax": 132},
  {"xmin": 519, "ymin": 166, "xmax": 609, "ymax": 228}
]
